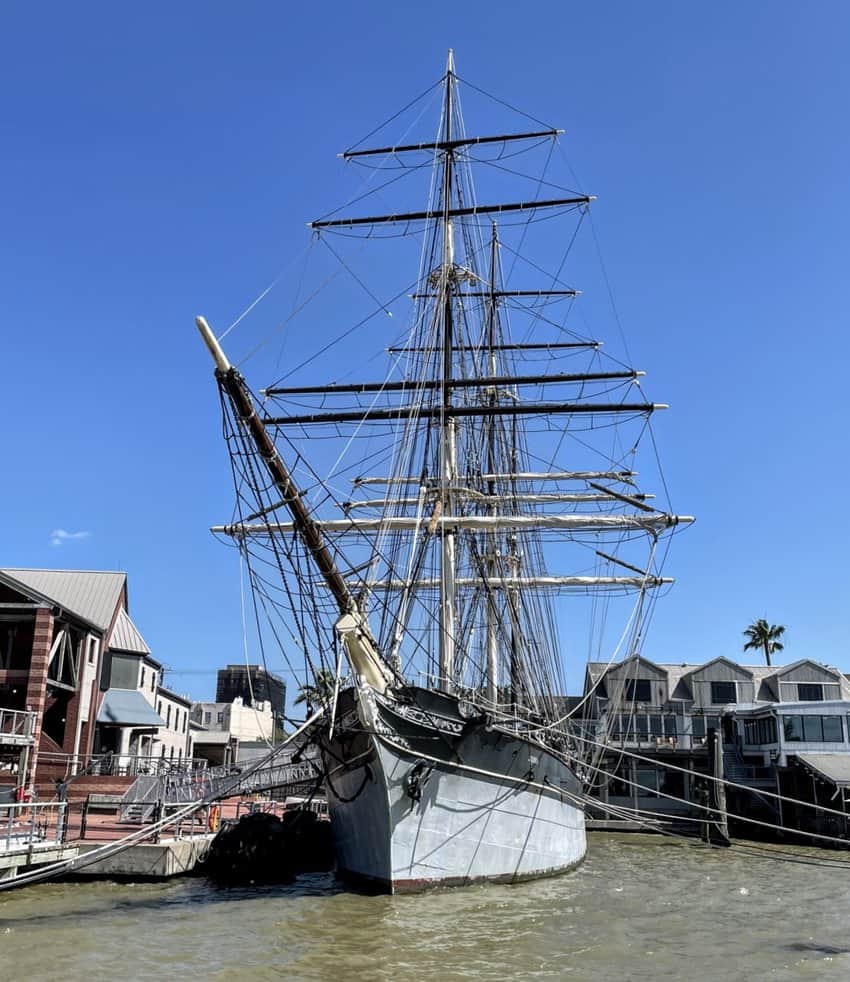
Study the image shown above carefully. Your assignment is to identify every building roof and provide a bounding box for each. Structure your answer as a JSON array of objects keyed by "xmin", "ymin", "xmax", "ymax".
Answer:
[
  {"xmin": 109, "ymin": 606, "xmax": 150, "ymax": 654},
  {"xmin": 192, "ymin": 731, "xmax": 232, "ymax": 745},
  {"xmin": 157, "ymin": 685, "xmax": 192, "ymax": 708},
  {"xmin": 96, "ymin": 688, "xmax": 165, "ymax": 728},
  {"xmin": 795, "ymin": 753, "xmax": 850, "ymax": 787},
  {"xmin": 0, "ymin": 568, "xmax": 126, "ymax": 632},
  {"xmin": 585, "ymin": 658, "xmax": 830, "ymax": 704},
  {"xmin": 684, "ymin": 656, "xmax": 754, "ymax": 679}
]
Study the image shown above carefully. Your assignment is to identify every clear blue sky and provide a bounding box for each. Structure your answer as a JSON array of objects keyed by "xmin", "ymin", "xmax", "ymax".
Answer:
[{"xmin": 3, "ymin": 1, "xmax": 848, "ymax": 706}]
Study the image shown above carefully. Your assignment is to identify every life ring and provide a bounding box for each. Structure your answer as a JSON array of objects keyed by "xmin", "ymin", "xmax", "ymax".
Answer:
[{"xmin": 208, "ymin": 804, "xmax": 221, "ymax": 833}]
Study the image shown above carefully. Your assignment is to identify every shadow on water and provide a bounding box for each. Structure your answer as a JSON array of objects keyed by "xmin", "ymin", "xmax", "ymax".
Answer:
[
  {"xmin": 787, "ymin": 942, "xmax": 850, "ymax": 955},
  {"xmin": 0, "ymin": 872, "xmax": 342, "ymax": 929}
]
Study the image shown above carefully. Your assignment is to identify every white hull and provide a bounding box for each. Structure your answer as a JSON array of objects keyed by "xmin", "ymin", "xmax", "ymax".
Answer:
[{"xmin": 322, "ymin": 685, "xmax": 586, "ymax": 892}]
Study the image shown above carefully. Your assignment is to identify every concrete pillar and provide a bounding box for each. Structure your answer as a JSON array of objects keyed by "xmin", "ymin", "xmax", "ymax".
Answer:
[{"xmin": 24, "ymin": 607, "xmax": 54, "ymax": 792}]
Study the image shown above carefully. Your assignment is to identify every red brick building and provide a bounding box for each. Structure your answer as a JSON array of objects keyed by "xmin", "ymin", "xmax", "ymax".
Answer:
[{"xmin": 0, "ymin": 568, "xmax": 162, "ymax": 791}]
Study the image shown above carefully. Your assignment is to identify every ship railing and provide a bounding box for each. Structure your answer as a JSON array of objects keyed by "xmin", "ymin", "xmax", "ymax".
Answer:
[
  {"xmin": 416, "ymin": 674, "xmax": 550, "ymax": 724},
  {"xmin": 0, "ymin": 800, "xmax": 68, "ymax": 853}
]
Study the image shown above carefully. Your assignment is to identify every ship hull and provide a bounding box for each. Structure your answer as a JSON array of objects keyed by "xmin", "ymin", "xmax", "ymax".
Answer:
[{"xmin": 321, "ymin": 684, "xmax": 586, "ymax": 893}]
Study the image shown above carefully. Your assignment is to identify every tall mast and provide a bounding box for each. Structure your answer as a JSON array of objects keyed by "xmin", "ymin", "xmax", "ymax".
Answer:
[
  {"xmin": 485, "ymin": 223, "xmax": 499, "ymax": 704},
  {"xmin": 439, "ymin": 49, "xmax": 457, "ymax": 693}
]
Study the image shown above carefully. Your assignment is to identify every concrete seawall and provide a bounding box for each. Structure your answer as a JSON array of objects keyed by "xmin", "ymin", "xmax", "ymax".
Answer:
[{"xmin": 74, "ymin": 835, "xmax": 214, "ymax": 879}]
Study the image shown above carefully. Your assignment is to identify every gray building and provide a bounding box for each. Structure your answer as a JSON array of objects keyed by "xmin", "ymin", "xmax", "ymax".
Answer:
[{"xmin": 581, "ymin": 654, "xmax": 850, "ymax": 830}]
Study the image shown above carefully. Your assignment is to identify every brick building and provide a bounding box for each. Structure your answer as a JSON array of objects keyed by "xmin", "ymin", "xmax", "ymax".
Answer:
[
  {"xmin": 0, "ymin": 568, "xmax": 132, "ymax": 788},
  {"xmin": 0, "ymin": 568, "xmax": 196, "ymax": 792}
]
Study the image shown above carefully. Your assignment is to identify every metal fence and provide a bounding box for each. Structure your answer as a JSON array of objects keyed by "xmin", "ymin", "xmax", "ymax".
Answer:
[
  {"xmin": 38, "ymin": 752, "xmax": 210, "ymax": 779},
  {"xmin": 0, "ymin": 709, "xmax": 36, "ymax": 744},
  {"xmin": 76, "ymin": 799, "xmax": 211, "ymax": 843},
  {"xmin": 0, "ymin": 800, "xmax": 68, "ymax": 853}
]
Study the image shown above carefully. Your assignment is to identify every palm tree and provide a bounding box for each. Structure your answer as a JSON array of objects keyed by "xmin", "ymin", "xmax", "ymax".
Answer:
[
  {"xmin": 742, "ymin": 619, "xmax": 786, "ymax": 667},
  {"xmin": 294, "ymin": 669, "xmax": 337, "ymax": 712}
]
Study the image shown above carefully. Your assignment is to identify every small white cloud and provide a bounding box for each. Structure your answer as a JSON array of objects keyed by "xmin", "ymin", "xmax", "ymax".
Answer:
[{"xmin": 50, "ymin": 529, "xmax": 90, "ymax": 547}]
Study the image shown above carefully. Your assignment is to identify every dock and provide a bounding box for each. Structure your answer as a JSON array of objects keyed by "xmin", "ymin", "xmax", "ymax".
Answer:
[{"xmin": 74, "ymin": 835, "xmax": 213, "ymax": 879}]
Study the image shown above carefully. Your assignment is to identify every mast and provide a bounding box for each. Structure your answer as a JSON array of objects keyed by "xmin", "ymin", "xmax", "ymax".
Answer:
[
  {"xmin": 205, "ymin": 52, "xmax": 693, "ymax": 721},
  {"xmin": 485, "ymin": 223, "xmax": 499, "ymax": 704},
  {"xmin": 439, "ymin": 49, "xmax": 457, "ymax": 694}
]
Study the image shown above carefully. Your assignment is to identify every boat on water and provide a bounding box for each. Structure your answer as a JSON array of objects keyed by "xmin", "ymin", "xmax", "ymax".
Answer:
[{"xmin": 196, "ymin": 52, "xmax": 692, "ymax": 892}]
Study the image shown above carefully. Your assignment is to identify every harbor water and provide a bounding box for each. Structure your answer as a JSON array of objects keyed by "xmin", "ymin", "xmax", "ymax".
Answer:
[{"xmin": 3, "ymin": 833, "xmax": 849, "ymax": 980}]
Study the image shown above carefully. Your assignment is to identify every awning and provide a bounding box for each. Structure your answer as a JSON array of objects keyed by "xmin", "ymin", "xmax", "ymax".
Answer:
[
  {"xmin": 795, "ymin": 753, "xmax": 850, "ymax": 787},
  {"xmin": 97, "ymin": 688, "xmax": 165, "ymax": 727}
]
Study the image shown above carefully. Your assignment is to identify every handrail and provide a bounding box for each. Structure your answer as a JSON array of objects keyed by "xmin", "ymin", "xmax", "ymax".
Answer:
[
  {"xmin": 0, "ymin": 708, "xmax": 36, "ymax": 741},
  {"xmin": 37, "ymin": 752, "xmax": 210, "ymax": 779},
  {"xmin": 0, "ymin": 801, "xmax": 67, "ymax": 853}
]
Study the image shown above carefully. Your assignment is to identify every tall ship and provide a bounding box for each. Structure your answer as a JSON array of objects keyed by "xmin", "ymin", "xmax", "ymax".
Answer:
[{"xmin": 196, "ymin": 52, "xmax": 692, "ymax": 892}]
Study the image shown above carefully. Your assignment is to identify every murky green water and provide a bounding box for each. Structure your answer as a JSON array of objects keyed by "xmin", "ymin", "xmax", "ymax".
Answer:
[{"xmin": 3, "ymin": 834, "xmax": 849, "ymax": 980}]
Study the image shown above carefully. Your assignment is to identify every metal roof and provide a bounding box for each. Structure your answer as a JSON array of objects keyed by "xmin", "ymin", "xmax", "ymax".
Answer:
[
  {"xmin": 96, "ymin": 688, "xmax": 165, "ymax": 728},
  {"xmin": 795, "ymin": 753, "xmax": 850, "ymax": 788},
  {"xmin": 109, "ymin": 607, "xmax": 150, "ymax": 654},
  {"xmin": 0, "ymin": 568, "xmax": 126, "ymax": 632}
]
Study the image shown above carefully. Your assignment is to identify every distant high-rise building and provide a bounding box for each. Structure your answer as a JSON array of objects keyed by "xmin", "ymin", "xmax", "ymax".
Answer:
[{"xmin": 216, "ymin": 664, "xmax": 286, "ymax": 717}]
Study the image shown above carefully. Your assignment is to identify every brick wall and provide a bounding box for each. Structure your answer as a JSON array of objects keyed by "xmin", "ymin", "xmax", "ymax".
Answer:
[{"xmin": 23, "ymin": 607, "xmax": 54, "ymax": 790}]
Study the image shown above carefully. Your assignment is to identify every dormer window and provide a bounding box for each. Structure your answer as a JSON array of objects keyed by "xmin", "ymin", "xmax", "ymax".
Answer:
[
  {"xmin": 625, "ymin": 679, "xmax": 651, "ymax": 702},
  {"xmin": 711, "ymin": 681, "xmax": 736, "ymax": 704},
  {"xmin": 798, "ymin": 683, "xmax": 824, "ymax": 701}
]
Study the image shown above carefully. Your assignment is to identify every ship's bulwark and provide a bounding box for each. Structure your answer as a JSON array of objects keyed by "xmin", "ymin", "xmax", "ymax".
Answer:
[{"xmin": 321, "ymin": 685, "xmax": 586, "ymax": 893}]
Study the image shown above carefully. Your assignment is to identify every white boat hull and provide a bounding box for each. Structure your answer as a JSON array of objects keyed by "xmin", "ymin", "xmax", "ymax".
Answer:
[{"xmin": 322, "ymin": 685, "xmax": 586, "ymax": 892}]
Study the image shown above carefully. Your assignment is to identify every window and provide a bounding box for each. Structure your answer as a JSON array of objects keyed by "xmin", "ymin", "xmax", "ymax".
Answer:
[
  {"xmin": 141, "ymin": 668, "xmax": 145, "ymax": 688},
  {"xmin": 204, "ymin": 712, "xmax": 211, "ymax": 725},
  {"xmin": 784, "ymin": 716, "xmax": 803, "ymax": 741},
  {"xmin": 798, "ymin": 684, "xmax": 824, "ymax": 702},
  {"xmin": 664, "ymin": 715, "xmax": 678, "ymax": 738},
  {"xmin": 802, "ymin": 716, "xmax": 823, "ymax": 742},
  {"xmin": 183, "ymin": 714, "xmax": 187, "ymax": 734},
  {"xmin": 692, "ymin": 717, "xmax": 706, "ymax": 738},
  {"xmin": 151, "ymin": 672, "xmax": 156, "ymax": 693},
  {"xmin": 217, "ymin": 711, "xmax": 225, "ymax": 725},
  {"xmin": 744, "ymin": 717, "xmax": 778, "ymax": 745},
  {"xmin": 710, "ymin": 681, "xmax": 737, "ymax": 704},
  {"xmin": 635, "ymin": 716, "xmax": 648, "ymax": 738},
  {"xmin": 158, "ymin": 701, "xmax": 162, "ymax": 715},
  {"xmin": 822, "ymin": 716, "xmax": 843, "ymax": 742},
  {"xmin": 649, "ymin": 715, "xmax": 663, "ymax": 736},
  {"xmin": 609, "ymin": 760, "xmax": 631, "ymax": 798},
  {"xmin": 624, "ymin": 679, "xmax": 651, "ymax": 702},
  {"xmin": 166, "ymin": 705, "xmax": 171, "ymax": 727}
]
